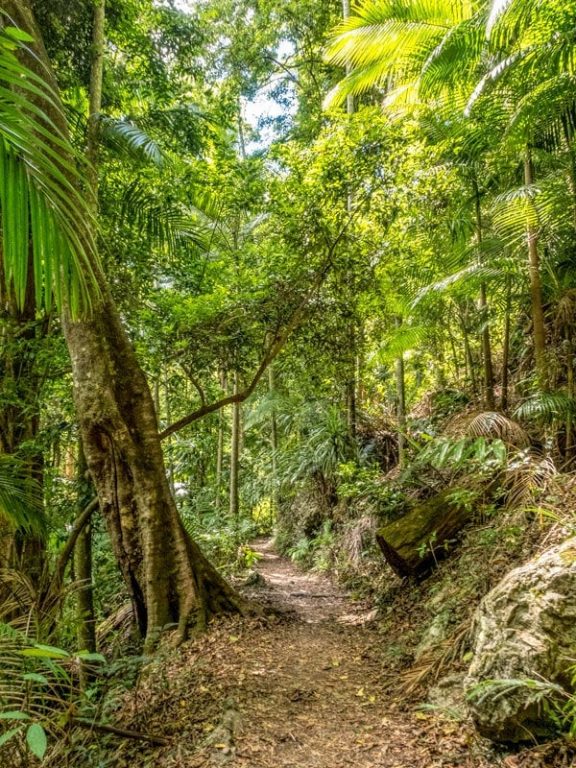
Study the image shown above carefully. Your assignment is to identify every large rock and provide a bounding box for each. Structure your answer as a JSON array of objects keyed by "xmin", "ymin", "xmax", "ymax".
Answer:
[{"xmin": 465, "ymin": 538, "xmax": 576, "ymax": 742}]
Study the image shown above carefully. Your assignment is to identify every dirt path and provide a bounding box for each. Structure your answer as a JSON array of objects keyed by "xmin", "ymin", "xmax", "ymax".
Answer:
[
  {"xmin": 118, "ymin": 538, "xmax": 493, "ymax": 768},
  {"xmin": 242, "ymin": 537, "xmax": 375, "ymax": 624}
]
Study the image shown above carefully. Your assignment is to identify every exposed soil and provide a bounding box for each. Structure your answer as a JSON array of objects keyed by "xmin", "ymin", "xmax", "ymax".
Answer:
[{"xmin": 111, "ymin": 538, "xmax": 503, "ymax": 768}]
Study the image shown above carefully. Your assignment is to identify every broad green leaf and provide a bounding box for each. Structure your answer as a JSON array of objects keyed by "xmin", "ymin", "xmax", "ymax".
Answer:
[
  {"xmin": 22, "ymin": 673, "xmax": 49, "ymax": 685},
  {"xmin": 19, "ymin": 643, "xmax": 69, "ymax": 660},
  {"xmin": 3, "ymin": 27, "xmax": 34, "ymax": 43},
  {"xmin": 26, "ymin": 723, "xmax": 47, "ymax": 760},
  {"xmin": 77, "ymin": 652, "xmax": 106, "ymax": 663},
  {"xmin": 0, "ymin": 727, "xmax": 22, "ymax": 747}
]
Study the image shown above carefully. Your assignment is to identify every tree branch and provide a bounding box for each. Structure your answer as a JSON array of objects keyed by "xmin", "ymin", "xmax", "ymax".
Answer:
[
  {"xmin": 72, "ymin": 717, "xmax": 169, "ymax": 746},
  {"xmin": 159, "ymin": 202, "xmax": 363, "ymax": 441},
  {"xmin": 50, "ymin": 497, "xmax": 99, "ymax": 592}
]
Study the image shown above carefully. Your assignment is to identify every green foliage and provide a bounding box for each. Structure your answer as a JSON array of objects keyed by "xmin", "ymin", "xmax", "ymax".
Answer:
[
  {"xmin": 0, "ymin": 19, "xmax": 99, "ymax": 315},
  {"xmin": 0, "ymin": 624, "xmax": 106, "ymax": 763},
  {"xmin": 289, "ymin": 520, "xmax": 335, "ymax": 572},
  {"xmin": 414, "ymin": 435, "xmax": 508, "ymax": 474},
  {"xmin": 0, "ymin": 456, "xmax": 44, "ymax": 534},
  {"xmin": 467, "ymin": 673, "xmax": 576, "ymax": 738}
]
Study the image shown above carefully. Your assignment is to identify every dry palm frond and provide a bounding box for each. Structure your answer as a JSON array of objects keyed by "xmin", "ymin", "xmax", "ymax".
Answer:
[
  {"xmin": 504, "ymin": 451, "xmax": 557, "ymax": 510},
  {"xmin": 399, "ymin": 620, "xmax": 472, "ymax": 695},
  {"xmin": 446, "ymin": 410, "xmax": 530, "ymax": 449},
  {"xmin": 0, "ymin": 568, "xmax": 78, "ymax": 640},
  {"xmin": 0, "ymin": 621, "xmax": 88, "ymax": 766},
  {"xmin": 340, "ymin": 515, "xmax": 378, "ymax": 568},
  {"xmin": 553, "ymin": 289, "xmax": 576, "ymax": 335}
]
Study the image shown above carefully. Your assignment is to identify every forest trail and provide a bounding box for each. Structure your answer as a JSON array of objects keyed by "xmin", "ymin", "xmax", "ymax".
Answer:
[{"xmin": 120, "ymin": 538, "xmax": 488, "ymax": 768}]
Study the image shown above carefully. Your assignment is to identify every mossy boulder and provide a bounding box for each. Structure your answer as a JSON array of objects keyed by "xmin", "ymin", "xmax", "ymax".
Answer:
[{"xmin": 466, "ymin": 538, "xmax": 576, "ymax": 743}]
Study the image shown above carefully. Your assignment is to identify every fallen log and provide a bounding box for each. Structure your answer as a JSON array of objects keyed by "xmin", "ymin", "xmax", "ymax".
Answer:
[{"xmin": 376, "ymin": 488, "xmax": 475, "ymax": 578}]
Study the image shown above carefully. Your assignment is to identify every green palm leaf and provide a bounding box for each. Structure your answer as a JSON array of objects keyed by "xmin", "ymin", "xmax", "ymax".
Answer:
[
  {"xmin": 324, "ymin": 0, "xmax": 478, "ymax": 107},
  {"xmin": 100, "ymin": 116, "xmax": 166, "ymax": 168},
  {"xmin": 0, "ymin": 457, "xmax": 44, "ymax": 536},
  {"xmin": 0, "ymin": 19, "xmax": 100, "ymax": 316}
]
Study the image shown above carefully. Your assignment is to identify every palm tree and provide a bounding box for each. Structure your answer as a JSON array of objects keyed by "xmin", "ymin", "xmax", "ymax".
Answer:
[
  {"xmin": 325, "ymin": 0, "xmax": 576, "ymax": 392},
  {"xmin": 324, "ymin": 0, "xmax": 482, "ymax": 110},
  {"xmin": 326, "ymin": 1, "xmax": 500, "ymax": 405}
]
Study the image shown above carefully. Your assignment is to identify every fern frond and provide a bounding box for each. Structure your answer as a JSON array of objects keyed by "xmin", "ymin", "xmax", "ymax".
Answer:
[
  {"xmin": 514, "ymin": 391, "xmax": 576, "ymax": 423},
  {"xmin": 0, "ymin": 457, "xmax": 44, "ymax": 536},
  {"xmin": 100, "ymin": 116, "xmax": 166, "ymax": 168}
]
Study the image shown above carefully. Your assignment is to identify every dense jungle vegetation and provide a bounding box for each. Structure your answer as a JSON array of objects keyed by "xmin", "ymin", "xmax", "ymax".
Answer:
[{"xmin": 3, "ymin": 0, "xmax": 576, "ymax": 765}]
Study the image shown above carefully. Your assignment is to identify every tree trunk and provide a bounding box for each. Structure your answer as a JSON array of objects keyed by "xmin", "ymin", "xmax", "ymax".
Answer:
[
  {"xmin": 376, "ymin": 488, "xmax": 476, "ymax": 578},
  {"xmin": 268, "ymin": 365, "xmax": 279, "ymax": 513},
  {"xmin": 64, "ymin": 297, "xmax": 248, "ymax": 646},
  {"xmin": 501, "ymin": 276, "xmax": 512, "ymax": 412},
  {"xmin": 341, "ymin": 0, "xmax": 358, "ymax": 439},
  {"xmin": 395, "ymin": 317, "xmax": 407, "ymax": 469},
  {"xmin": 565, "ymin": 333, "xmax": 574, "ymax": 464},
  {"xmin": 524, "ymin": 149, "xmax": 547, "ymax": 387},
  {"xmin": 215, "ymin": 370, "xmax": 227, "ymax": 512},
  {"xmin": 0, "ymin": 250, "xmax": 46, "ymax": 585},
  {"xmin": 473, "ymin": 177, "xmax": 495, "ymax": 409},
  {"xmin": 341, "ymin": 0, "xmax": 355, "ymax": 116},
  {"xmin": 7, "ymin": 0, "xmax": 249, "ymax": 648},
  {"xmin": 229, "ymin": 372, "xmax": 241, "ymax": 539},
  {"xmin": 459, "ymin": 306, "xmax": 478, "ymax": 395},
  {"xmin": 75, "ymin": 445, "xmax": 97, "ymax": 687}
]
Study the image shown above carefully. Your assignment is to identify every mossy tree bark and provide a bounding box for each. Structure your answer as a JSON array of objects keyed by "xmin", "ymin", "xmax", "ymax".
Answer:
[{"xmin": 376, "ymin": 489, "xmax": 476, "ymax": 578}]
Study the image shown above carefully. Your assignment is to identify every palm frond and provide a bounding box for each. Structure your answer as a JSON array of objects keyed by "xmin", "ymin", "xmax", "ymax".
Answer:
[
  {"xmin": 490, "ymin": 184, "xmax": 541, "ymax": 247},
  {"xmin": 420, "ymin": 14, "xmax": 485, "ymax": 96},
  {"xmin": 486, "ymin": 0, "xmax": 514, "ymax": 37},
  {"xmin": 376, "ymin": 324, "xmax": 427, "ymax": 362},
  {"xmin": 0, "ymin": 457, "xmax": 44, "ymax": 536},
  {"xmin": 100, "ymin": 116, "xmax": 166, "ymax": 168},
  {"xmin": 0, "ymin": 20, "xmax": 100, "ymax": 316},
  {"xmin": 514, "ymin": 391, "xmax": 576, "ymax": 423},
  {"xmin": 506, "ymin": 74, "xmax": 576, "ymax": 147},
  {"xmin": 119, "ymin": 180, "xmax": 211, "ymax": 255},
  {"xmin": 504, "ymin": 450, "xmax": 557, "ymax": 509},
  {"xmin": 324, "ymin": 0, "xmax": 477, "ymax": 108}
]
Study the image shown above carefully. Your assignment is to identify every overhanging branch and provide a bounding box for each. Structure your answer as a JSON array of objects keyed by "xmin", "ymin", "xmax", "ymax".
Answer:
[{"xmin": 159, "ymin": 197, "xmax": 366, "ymax": 441}]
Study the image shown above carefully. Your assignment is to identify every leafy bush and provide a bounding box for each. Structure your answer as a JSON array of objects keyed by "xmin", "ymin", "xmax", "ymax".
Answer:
[{"xmin": 0, "ymin": 623, "xmax": 105, "ymax": 764}]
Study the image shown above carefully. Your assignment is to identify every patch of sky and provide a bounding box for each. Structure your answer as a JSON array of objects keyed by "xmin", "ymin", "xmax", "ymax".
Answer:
[{"xmin": 154, "ymin": 1, "xmax": 297, "ymax": 154}]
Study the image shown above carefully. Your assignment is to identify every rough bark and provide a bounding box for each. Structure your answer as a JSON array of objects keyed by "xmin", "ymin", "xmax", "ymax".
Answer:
[
  {"xmin": 229, "ymin": 372, "xmax": 241, "ymax": 538},
  {"xmin": 501, "ymin": 276, "xmax": 512, "ymax": 412},
  {"xmin": 75, "ymin": 444, "xmax": 96, "ymax": 688},
  {"xmin": 64, "ymin": 278, "xmax": 249, "ymax": 646},
  {"xmin": 395, "ymin": 317, "xmax": 406, "ymax": 469},
  {"xmin": 376, "ymin": 489, "xmax": 475, "ymax": 578},
  {"xmin": 268, "ymin": 365, "xmax": 279, "ymax": 513}
]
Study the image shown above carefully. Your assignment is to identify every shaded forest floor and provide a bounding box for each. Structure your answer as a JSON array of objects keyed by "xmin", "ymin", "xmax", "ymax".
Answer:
[{"xmin": 108, "ymin": 538, "xmax": 512, "ymax": 768}]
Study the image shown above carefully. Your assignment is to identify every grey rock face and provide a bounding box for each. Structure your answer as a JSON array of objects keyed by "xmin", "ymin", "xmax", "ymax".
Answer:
[{"xmin": 465, "ymin": 538, "xmax": 576, "ymax": 742}]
